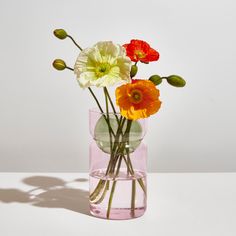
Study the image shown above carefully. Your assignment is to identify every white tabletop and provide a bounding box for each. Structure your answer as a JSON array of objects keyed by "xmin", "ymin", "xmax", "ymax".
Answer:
[{"xmin": 0, "ymin": 173, "xmax": 235, "ymax": 236}]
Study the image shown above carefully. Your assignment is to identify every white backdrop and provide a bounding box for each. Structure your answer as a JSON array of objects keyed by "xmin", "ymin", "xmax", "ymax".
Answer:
[{"xmin": 0, "ymin": 0, "xmax": 235, "ymax": 172}]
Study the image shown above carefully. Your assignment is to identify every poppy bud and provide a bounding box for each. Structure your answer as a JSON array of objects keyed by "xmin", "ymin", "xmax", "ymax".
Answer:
[
  {"xmin": 53, "ymin": 29, "xmax": 67, "ymax": 40},
  {"xmin": 130, "ymin": 65, "xmax": 138, "ymax": 78},
  {"xmin": 149, "ymin": 75, "xmax": 162, "ymax": 85},
  {"xmin": 52, "ymin": 59, "xmax": 66, "ymax": 70},
  {"xmin": 167, "ymin": 75, "xmax": 186, "ymax": 87}
]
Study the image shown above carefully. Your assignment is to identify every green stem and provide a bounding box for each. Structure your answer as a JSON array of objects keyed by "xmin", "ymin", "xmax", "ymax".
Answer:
[
  {"xmin": 104, "ymin": 87, "xmax": 117, "ymax": 114},
  {"xmin": 131, "ymin": 180, "xmax": 136, "ymax": 217},
  {"xmin": 64, "ymin": 67, "xmax": 103, "ymax": 119},
  {"xmin": 104, "ymin": 88, "xmax": 113, "ymax": 153},
  {"xmin": 124, "ymin": 120, "xmax": 136, "ymax": 216},
  {"xmin": 104, "ymin": 87, "xmax": 119, "ymax": 124},
  {"xmin": 124, "ymin": 120, "xmax": 147, "ymax": 196},
  {"xmin": 90, "ymin": 180, "xmax": 106, "ymax": 201},
  {"xmin": 124, "ymin": 119, "xmax": 132, "ymax": 140},
  {"xmin": 92, "ymin": 181, "xmax": 110, "ymax": 204},
  {"xmin": 106, "ymin": 156, "xmax": 122, "ymax": 219},
  {"xmin": 88, "ymin": 88, "xmax": 104, "ymax": 116},
  {"xmin": 106, "ymin": 181, "xmax": 117, "ymax": 219},
  {"xmin": 67, "ymin": 35, "xmax": 83, "ymax": 51},
  {"xmin": 65, "ymin": 66, "xmax": 74, "ymax": 71},
  {"xmin": 107, "ymin": 117, "xmax": 125, "ymax": 174},
  {"xmin": 126, "ymin": 151, "xmax": 146, "ymax": 195},
  {"xmin": 65, "ymin": 69, "xmax": 116, "ymax": 138},
  {"xmin": 90, "ymin": 117, "xmax": 125, "ymax": 201},
  {"xmin": 88, "ymin": 87, "xmax": 115, "ymax": 137},
  {"xmin": 109, "ymin": 119, "xmax": 131, "ymax": 174}
]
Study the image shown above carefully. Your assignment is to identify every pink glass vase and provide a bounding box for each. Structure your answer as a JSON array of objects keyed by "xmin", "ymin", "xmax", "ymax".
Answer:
[{"xmin": 89, "ymin": 109, "xmax": 147, "ymax": 220}]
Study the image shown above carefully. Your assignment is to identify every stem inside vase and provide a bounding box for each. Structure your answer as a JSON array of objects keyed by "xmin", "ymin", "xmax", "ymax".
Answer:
[{"xmin": 89, "ymin": 109, "xmax": 147, "ymax": 220}]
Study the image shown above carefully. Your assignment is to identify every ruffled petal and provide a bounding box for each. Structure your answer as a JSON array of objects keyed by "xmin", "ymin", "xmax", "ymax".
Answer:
[
  {"xmin": 116, "ymin": 80, "xmax": 162, "ymax": 120},
  {"xmin": 74, "ymin": 41, "xmax": 132, "ymax": 88}
]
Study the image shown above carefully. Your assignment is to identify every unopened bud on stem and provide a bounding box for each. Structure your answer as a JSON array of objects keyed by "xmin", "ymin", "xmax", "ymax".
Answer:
[
  {"xmin": 52, "ymin": 59, "xmax": 67, "ymax": 70},
  {"xmin": 149, "ymin": 75, "xmax": 162, "ymax": 85},
  {"xmin": 167, "ymin": 75, "xmax": 186, "ymax": 87},
  {"xmin": 53, "ymin": 29, "xmax": 67, "ymax": 40},
  {"xmin": 130, "ymin": 65, "xmax": 138, "ymax": 78}
]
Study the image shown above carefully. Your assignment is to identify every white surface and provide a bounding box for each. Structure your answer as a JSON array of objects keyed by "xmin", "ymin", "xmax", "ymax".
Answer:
[
  {"xmin": 0, "ymin": 173, "xmax": 236, "ymax": 236},
  {"xmin": 0, "ymin": 0, "xmax": 236, "ymax": 172}
]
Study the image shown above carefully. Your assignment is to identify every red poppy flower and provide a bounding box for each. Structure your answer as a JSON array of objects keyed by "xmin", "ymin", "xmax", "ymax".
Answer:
[{"xmin": 123, "ymin": 39, "xmax": 159, "ymax": 63}]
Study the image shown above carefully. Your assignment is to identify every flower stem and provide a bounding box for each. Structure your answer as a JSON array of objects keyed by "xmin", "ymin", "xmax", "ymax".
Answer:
[
  {"xmin": 125, "ymin": 120, "xmax": 137, "ymax": 216},
  {"xmin": 126, "ymin": 151, "xmax": 146, "ymax": 195},
  {"xmin": 107, "ymin": 117, "xmax": 125, "ymax": 174},
  {"xmin": 106, "ymin": 120, "xmax": 133, "ymax": 218},
  {"xmin": 104, "ymin": 87, "xmax": 119, "ymax": 124},
  {"xmin": 106, "ymin": 156, "xmax": 122, "ymax": 219},
  {"xmin": 88, "ymin": 88, "xmax": 104, "ymax": 115},
  {"xmin": 88, "ymin": 87, "xmax": 115, "ymax": 137},
  {"xmin": 90, "ymin": 116, "xmax": 125, "ymax": 201},
  {"xmin": 90, "ymin": 180, "xmax": 106, "ymax": 201},
  {"xmin": 67, "ymin": 35, "xmax": 83, "ymax": 51},
  {"xmin": 131, "ymin": 180, "xmax": 136, "ymax": 217},
  {"xmin": 104, "ymin": 88, "xmax": 113, "ymax": 153},
  {"xmin": 65, "ymin": 66, "xmax": 74, "ymax": 71},
  {"xmin": 106, "ymin": 180, "xmax": 117, "ymax": 219},
  {"xmin": 64, "ymin": 67, "xmax": 116, "ymax": 138},
  {"xmin": 92, "ymin": 181, "xmax": 110, "ymax": 204}
]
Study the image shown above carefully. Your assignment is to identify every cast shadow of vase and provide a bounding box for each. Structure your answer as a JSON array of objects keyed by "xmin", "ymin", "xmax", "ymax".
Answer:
[{"xmin": 0, "ymin": 176, "xmax": 90, "ymax": 216}]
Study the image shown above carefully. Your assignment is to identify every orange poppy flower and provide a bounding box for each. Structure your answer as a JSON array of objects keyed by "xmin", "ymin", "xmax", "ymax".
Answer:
[
  {"xmin": 123, "ymin": 40, "xmax": 159, "ymax": 63},
  {"xmin": 116, "ymin": 79, "xmax": 162, "ymax": 120}
]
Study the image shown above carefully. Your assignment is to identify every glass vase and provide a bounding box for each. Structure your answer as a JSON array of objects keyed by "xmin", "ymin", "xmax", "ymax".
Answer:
[{"xmin": 89, "ymin": 109, "xmax": 147, "ymax": 220}]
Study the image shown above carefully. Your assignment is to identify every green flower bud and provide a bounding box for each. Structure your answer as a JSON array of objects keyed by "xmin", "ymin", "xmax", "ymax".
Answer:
[
  {"xmin": 53, "ymin": 29, "xmax": 67, "ymax": 40},
  {"xmin": 149, "ymin": 75, "xmax": 162, "ymax": 85},
  {"xmin": 130, "ymin": 65, "xmax": 138, "ymax": 78},
  {"xmin": 167, "ymin": 75, "xmax": 186, "ymax": 87},
  {"xmin": 52, "ymin": 59, "xmax": 66, "ymax": 70}
]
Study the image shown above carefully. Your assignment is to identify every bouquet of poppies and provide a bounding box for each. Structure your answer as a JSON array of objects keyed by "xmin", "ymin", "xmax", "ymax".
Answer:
[{"xmin": 52, "ymin": 29, "xmax": 185, "ymax": 219}]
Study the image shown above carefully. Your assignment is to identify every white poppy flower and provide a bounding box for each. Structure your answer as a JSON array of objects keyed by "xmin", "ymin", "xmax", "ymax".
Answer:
[{"xmin": 74, "ymin": 41, "xmax": 132, "ymax": 88}]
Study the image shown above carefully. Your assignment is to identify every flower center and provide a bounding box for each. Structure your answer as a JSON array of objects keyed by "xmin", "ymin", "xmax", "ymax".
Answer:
[
  {"xmin": 95, "ymin": 63, "xmax": 111, "ymax": 78},
  {"xmin": 130, "ymin": 89, "xmax": 143, "ymax": 104},
  {"xmin": 134, "ymin": 50, "xmax": 146, "ymax": 59}
]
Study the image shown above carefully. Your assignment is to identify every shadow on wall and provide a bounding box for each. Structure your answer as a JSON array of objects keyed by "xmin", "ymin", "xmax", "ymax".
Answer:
[{"xmin": 0, "ymin": 176, "xmax": 90, "ymax": 216}]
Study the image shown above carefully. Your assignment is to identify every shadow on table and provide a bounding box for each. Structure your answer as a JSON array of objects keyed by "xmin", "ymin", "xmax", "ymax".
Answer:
[{"xmin": 0, "ymin": 176, "xmax": 90, "ymax": 216}]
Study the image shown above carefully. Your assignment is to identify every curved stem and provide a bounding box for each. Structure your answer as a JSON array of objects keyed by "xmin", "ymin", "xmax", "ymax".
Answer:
[
  {"xmin": 64, "ymin": 67, "xmax": 116, "ymax": 138},
  {"xmin": 67, "ymin": 35, "xmax": 83, "ymax": 51},
  {"xmin": 90, "ymin": 180, "xmax": 106, "ymax": 201},
  {"xmin": 88, "ymin": 88, "xmax": 103, "ymax": 114},
  {"xmin": 92, "ymin": 181, "xmax": 110, "ymax": 204}
]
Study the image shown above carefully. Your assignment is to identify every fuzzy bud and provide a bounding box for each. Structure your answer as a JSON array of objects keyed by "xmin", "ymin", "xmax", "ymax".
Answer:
[
  {"xmin": 52, "ymin": 59, "xmax": 66, "ymax": 70},
  {"xmin": 167, "ymin": 75, "xmax": 186, "ymax": 87},
  {"xmin": 149, "ymin": 75, "xmax": 162, "ymax": 85},
  {"xmin": 53, "ymin": 29, "xmax": 67, "ymax": 40},
  {"xmin": 130, "ymin": 65, "xmax": 138, "ymax": 78}
]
